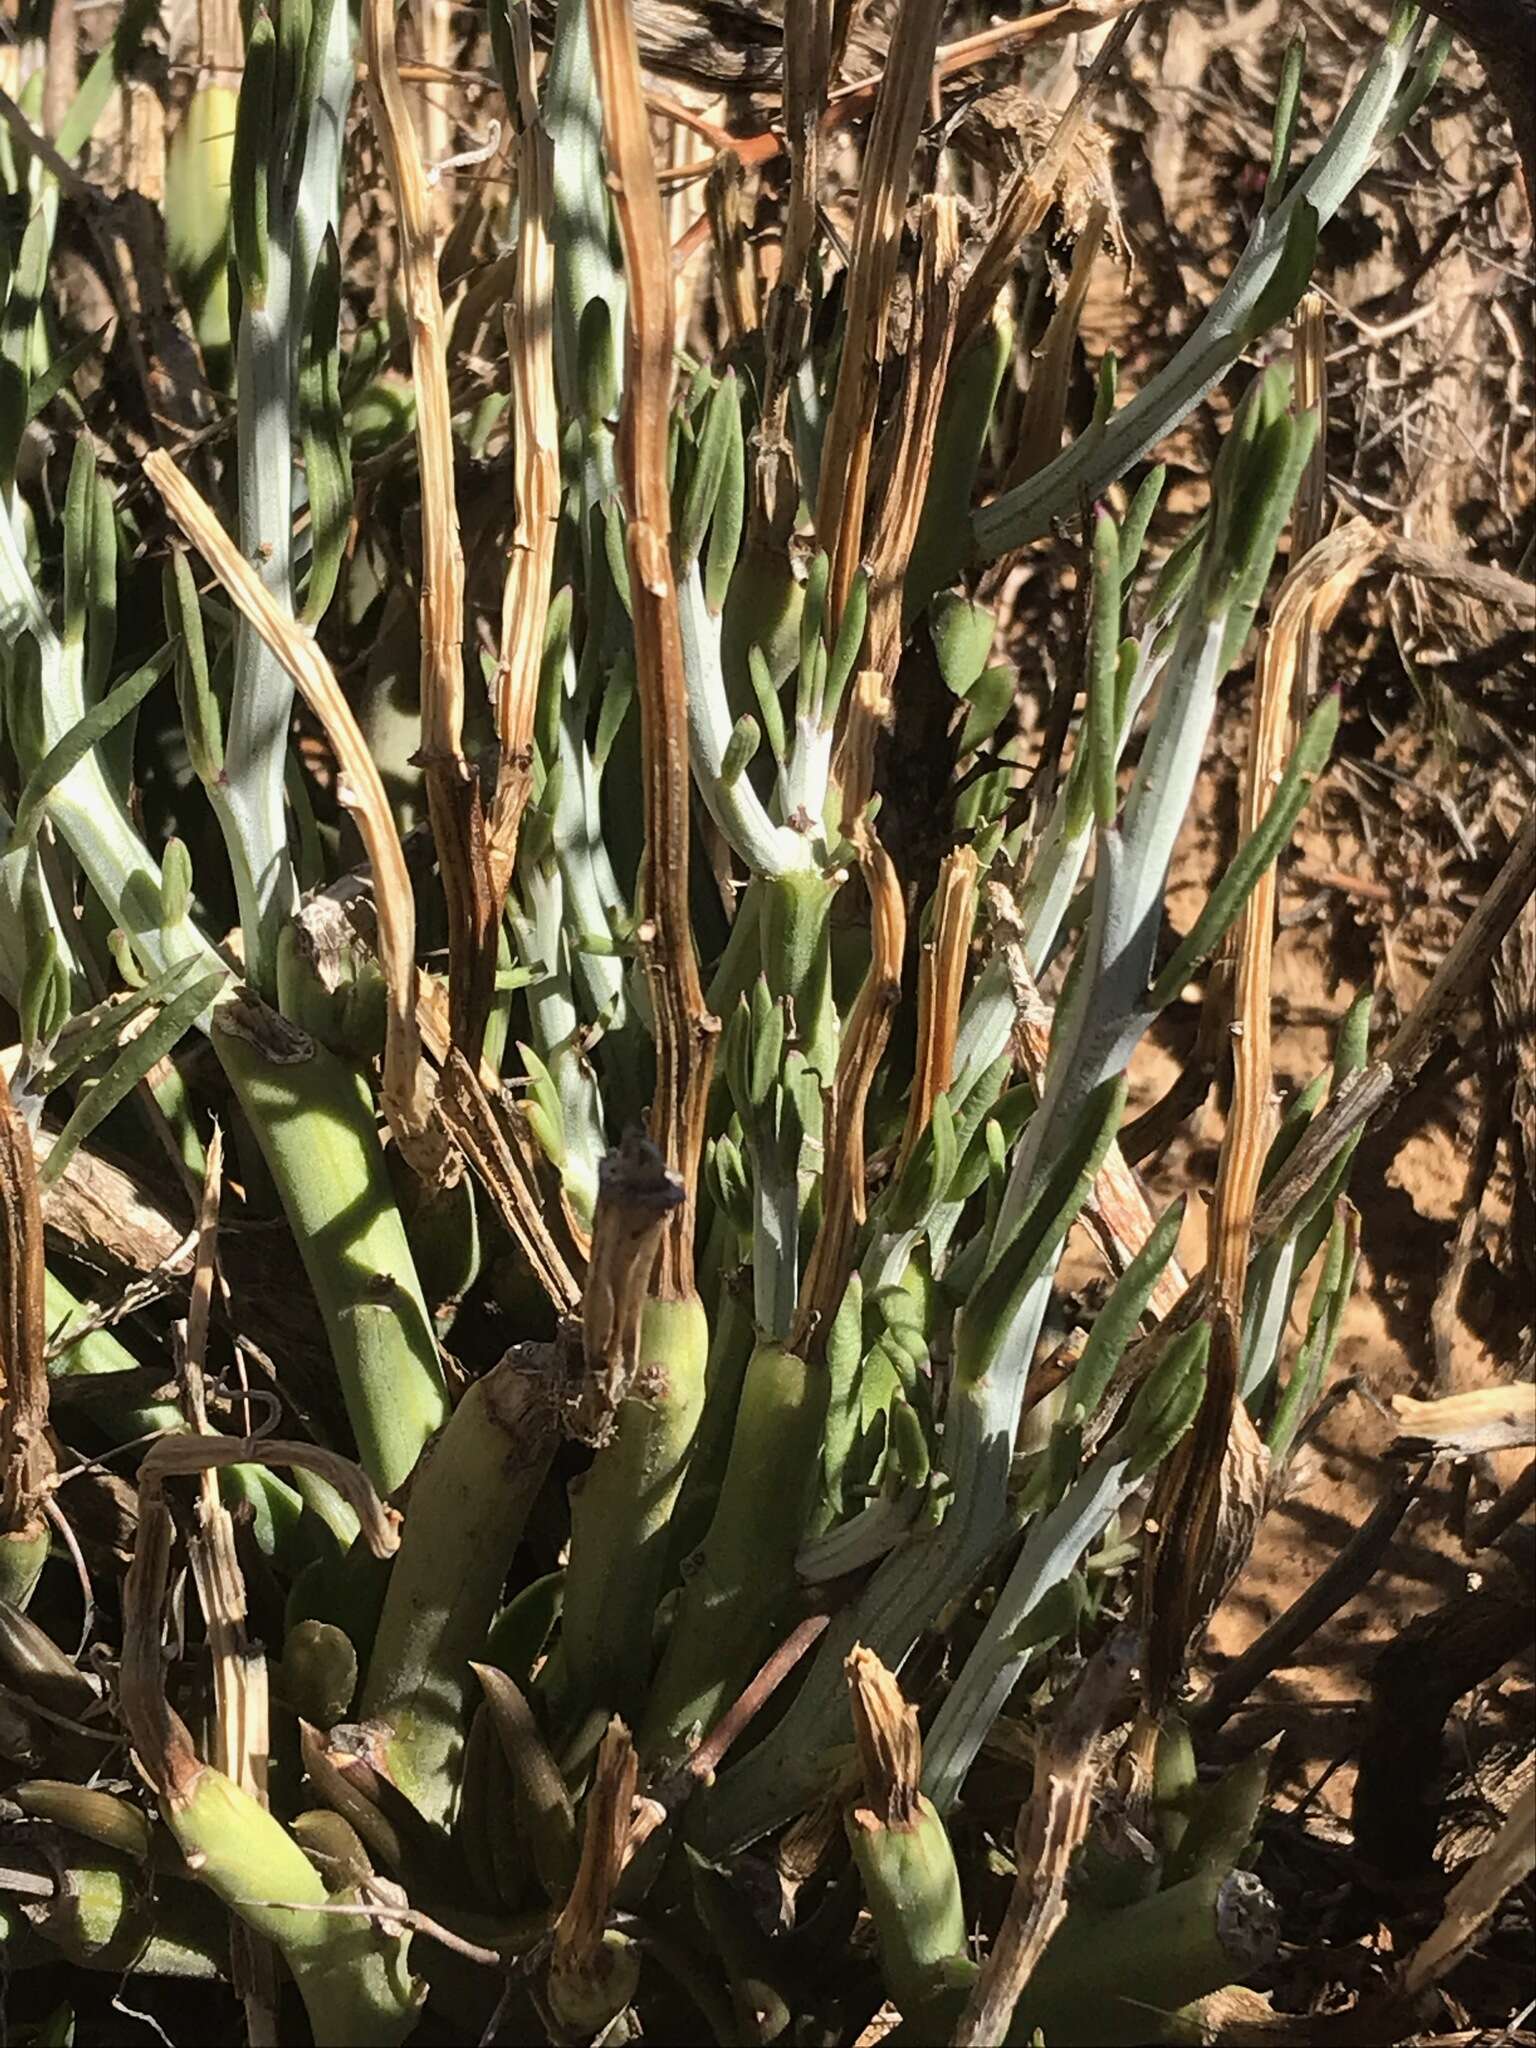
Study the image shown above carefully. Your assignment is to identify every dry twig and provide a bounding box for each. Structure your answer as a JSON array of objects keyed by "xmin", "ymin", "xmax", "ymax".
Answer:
[{"xmin": 588, "ymin": 0, "xmax": 718, "ymax": 1292}]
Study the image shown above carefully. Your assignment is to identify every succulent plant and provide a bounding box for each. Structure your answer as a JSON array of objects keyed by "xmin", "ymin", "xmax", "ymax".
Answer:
[{"xmin": 0, "ymin": 1, "xmax": 1517, "ymax": 2042}]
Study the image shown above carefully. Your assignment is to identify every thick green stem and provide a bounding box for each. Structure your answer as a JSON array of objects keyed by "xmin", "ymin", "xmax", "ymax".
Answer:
[
  {"xmin": 163, "ymin": 1765, "xmax": 423, "ymax": 2044},
  {"xmin": 210, "ymin": 999, "xmax": 448, "ymax": 1500},
  {"xmin": 666, "ymin": 1257, "xmax": 755, "ymax": 1570},
  {"xmin": 640, "ymin": 1341, "xmax": 824, "ymax": 1766},
  {"xmin": 359, "ymin": 1351, "xmax": 559, "ymax": 1825},
  {"xmin": 0, "ymin": 1530, "xmax": 48, "ymax": 1611},
  {"xmin": 560, "ymin": 1292, "xmax": 708, "ymax": 1723},
  {"xmin": 1007, "ymin": 1867, "xmax": 1282, "ymax": 2046},
  {"xmin": 848, "ymin": 1800, "xmax": 967, "ymax": 2016},
  {"xmin": 15, "ymin": 1846, "xmax": 227, "ymax": 1978}
]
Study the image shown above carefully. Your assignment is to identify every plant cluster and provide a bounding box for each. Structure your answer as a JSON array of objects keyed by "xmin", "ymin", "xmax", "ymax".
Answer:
[{"xmin": 0, "ymin": 2, "xmax": 1514, "ymax": 2043}]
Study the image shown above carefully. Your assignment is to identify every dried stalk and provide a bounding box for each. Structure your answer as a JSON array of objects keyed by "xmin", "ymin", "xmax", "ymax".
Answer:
[
  {"xmin": 1289, "ymin": 295, "xmax": 1330, "ymax": 716},
  {"xmin": 0, "ymin": 1063, "xmax": 54, "ymax": 1570},
  {"xmin": 1196, "ymin": 1463, "xmax": 1425, "ymax": 1732},
  {"xmin": 489, "ymin": 6, "xmax": 558, "ymax": 903},
  {"xmin": 548, "ymin": 1718, "xmax": 640, "ymax": 2030},
  {"xmin": 1123, "ymin": 796, "xmax": 1536, "ymax": 1412},
  {"xmin": 1005, "ymin": 198, "xmax": 1110, "ymax": 489},
  {"xmin": 576, "ymin": 1132, "xmax": 685, "ymax": 1443},
  {"xmin": 120, "ymin": 1479, "xmax": 200, "ymax": 1804},
  {"xmin": 1399, "ymin": 1781, "xmax": 1536, "ymax": 1997},
  {"xmin": 954, "ymin": 1631, "xmax": 1137, "ymax": 2047},
  {"xmin": 897, "ymin": 846, "xmax": 979, "ymax": 1178},
  {"xmin": 706, "ymin": 152, "xmax": 758, "ymax": 347},
  {"xmin": 1388, "ymin": 1384, "xmax": 1536, "ymax": 1458},
  {"xmin": 1107, "ymin": 525, "xmax": 1536, "ymax": 1417},
  {"xmin": 178, "ymin": 1126, "xmax": 277, "ymax": 2038},
  {"xmin": 794, "ymin": 788, "xmax": 908, "ymax": 1350},
  {"xmin": 955, "ymin": 14, "xmax": 1135, "ymax": 350},
  {"xmin": 178, "ymin": 1129, "xmax": 262, "ymax": 1796},
  {"xmin": 588, "ymin": 0, "xmax": 718, "ymax": 1294},
  {"xmin": 362, "ymin": 0, "xmax": 496, "ymax": 1063},
  {"xmin": 754, "ymin": 0, "xmax": 830, "ymax": 533},
  {"xmin": 140, "ymin": 1435, "xmax": 400, "ymax": 1559},
  {"xmin": 435, "ymin": 1052, "xmax": 586, "ymax": 1317},
  {"xmin": 1142, "ymin": 478, "xmax": 1330, "ymax": 1718},
  {"xmin": 863, "ymin": 194, "xmax": 962, "ymax": 682},
  {"xmin": 143, "ymin": 450, "xmax": 446, "ymax": 1177},
  {"xmin": 814, "ymin": 0, "xmax": 948, "ymax": 625},
  {"xmin": 846, "ymin": 1645, "xmax": 925, "ymax": 1830}
]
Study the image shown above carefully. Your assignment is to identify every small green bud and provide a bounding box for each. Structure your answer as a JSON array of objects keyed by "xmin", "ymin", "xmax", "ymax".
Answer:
[
  {"xmin": 159, "ymin": 837, "xmax": 194, "ymax": 931},
  {"xmin": 720, "ymin": 712, "xmax": 760, "ymax": 788},
  {"xmin": 929, "ymin": 593, "xmax": 995, "ymax": 696}
]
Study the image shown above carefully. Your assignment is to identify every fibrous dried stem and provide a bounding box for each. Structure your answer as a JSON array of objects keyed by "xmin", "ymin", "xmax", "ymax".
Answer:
[
  {"xmin": 551, "ymin": 1717, "xmax": 637, "ymax": 1983},
  {"xmin": 863, "ymin": 193, "xmax": 962, "ymax": 681},
  {"xmin": 363, "ymin": 0, "xmax": 497, "ymax": 1064},
  {"xmin": 846, "ymin": 1643, "xmax": 923, "ymax": 1829},
  {"xmin": 576, "ymin": 1132, "xmax": 685, "ymax": 1442},
  {"xmin": 436, "ymin": 1052, "xmax": 586, "ymax": 1317},
  {"xmin": 120, "ymin": 1479, "xmax": 201, "ymax": 1804},
  {"xmin": 143, "ymin": 450, "xmax": 447, "ymax": 1178},
  {"xmin": 794, "ymin": 766, "xmax": 907, "ymax": 1351},
  {"xmin": 1006, "ymin": 199, "xmax": 1110, "ymax": 491},
  {"xmin": 1143, "ymin": 493, "xmax": 1346, "ymax": 1719},
  {"xmin": 754, "ymin": 0, "xmax": 830, "ymax": 534},
  {"xmin": 489, "ymin": 6, "xmax": 558, "ymax": 903},
  {"xmin": 954, "ymin": 12, "xmax": 1136, "ymax": 349},
  {"xmin": 178, "ymin": 1126, "xmax": 277, "ymax": 2036},
  {"xmin": 707, "ymin": 152, "xmax": 758, "ymax": 347},
  {"xmin": 1121, "ymin": 794, "xmax": 1536, "ymax": 1418},
  {"xmin": 897, "ymin": 845, "xmax": 979, "ymax": 1177},
  {"xmin": 1106, "ymin": 528, "xmax": 1421, "ymax": 1392},
  {"xmin": 178, "ymin": 1129, "xmax": 261, "ymax": 1795},
  {"xmin": 815, "ymin": 0, "xmax": 948, "ymax": 628},
  {"xmin": 0, "ymin": 1063, "xmax": 54, "ymax": 1547},
  {"xmin": 1196, "ymin": 1462, "xmax": 1425, "ymax": 1733},
  {"xmin": 1400, "ymin": 1780, "xmax": 1536, "ymax": 1997},
  {"xmin": 589, "ymin": 0, "xmax": 718, "ymax": 1294},
  {"xmin": 954, "ymin": 1631, "xmax": 1137, "ymax": 2047},
  {"xmin": 140, "ymin": 1434, "xmax": 399, "ymax": 1559}
]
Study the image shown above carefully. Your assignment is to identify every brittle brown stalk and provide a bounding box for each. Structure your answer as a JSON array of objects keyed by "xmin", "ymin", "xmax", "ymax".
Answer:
[
  {"xmin": 663, "ymin": 1, "xmax": 1150, "ymax": 194},
  {"xmin": 862, "ymin": 194, "xmax": 962, "ymax": 682},
  {"xmin": 794, "ymin": 766, "xmax": 907, "ymax": 1351},
  {"xmin": 143, "ymin": 451, "xmax": 447, "ymax": 1177},
  {"xmin": 141, "ymin": 1434, "xmax": 400, "ymax": 1559},
  {"xmin": 1103, "ymin": 526, "xmax": 1535, "ymax": 1429},
  {"xmin": 0, "ymin": 1063, "xmax": 54, "ymax": 1578},
  {"xmin": 488, "ymin": 5, "xmax": 558, "ymax": 904},
  {"xmin": 363, "ymin": 0, "xmax": 498, "ymax": 1064},
  {"xmin": 588, "ymin": 0, "xmax": 718, "ymax": 1294},
  {"xmin": 120, "ymin": 1478, "xmax": 201, "ymax": 1803},
  {"xmin": 896, "ymin": 844, "xmax": 978, "ymax": 1179},
  {"xmin": 1142, "ymin": 519, "xmax": 1394, "ymax": 1716},
  {"xmin": 576, "ymin": 1132, "xmax": 685, "ymax": 1443},
  {"xmin": 707, "ymin": 152, "xmax": 759, "ymax": 347},
  {"xmin": 178, "ymin": 1129, "xmax": 263, "ymax": 1797},
  {"xmin": 814, "ymin": 0, "xmax": 948, "ymax": 628},
  {"xmin": 436, "ymin": 1052, "xmax": 587, "ymax": 1318},
  {"xmin": 178, "ymin": 1126, "xmax": 279, "ymax": 2037},
  {"xmin": 549, "ymin": 1718, "xmax": 639, "ymax": 2021},
  {"xmin": 955, "ymin": 12, "xmax": 1137, "ymax": 351},
  {"xmin": 1005, "ymin": 198, "xmax": 1110, "ymax": 491},
  {"xmin": 754, "ymin": 0, "xmax": 830, "ymax": 536},
  {"xmin": 955, "ymin": 1631, "xmax": 1137, "ymax": 2046}
]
